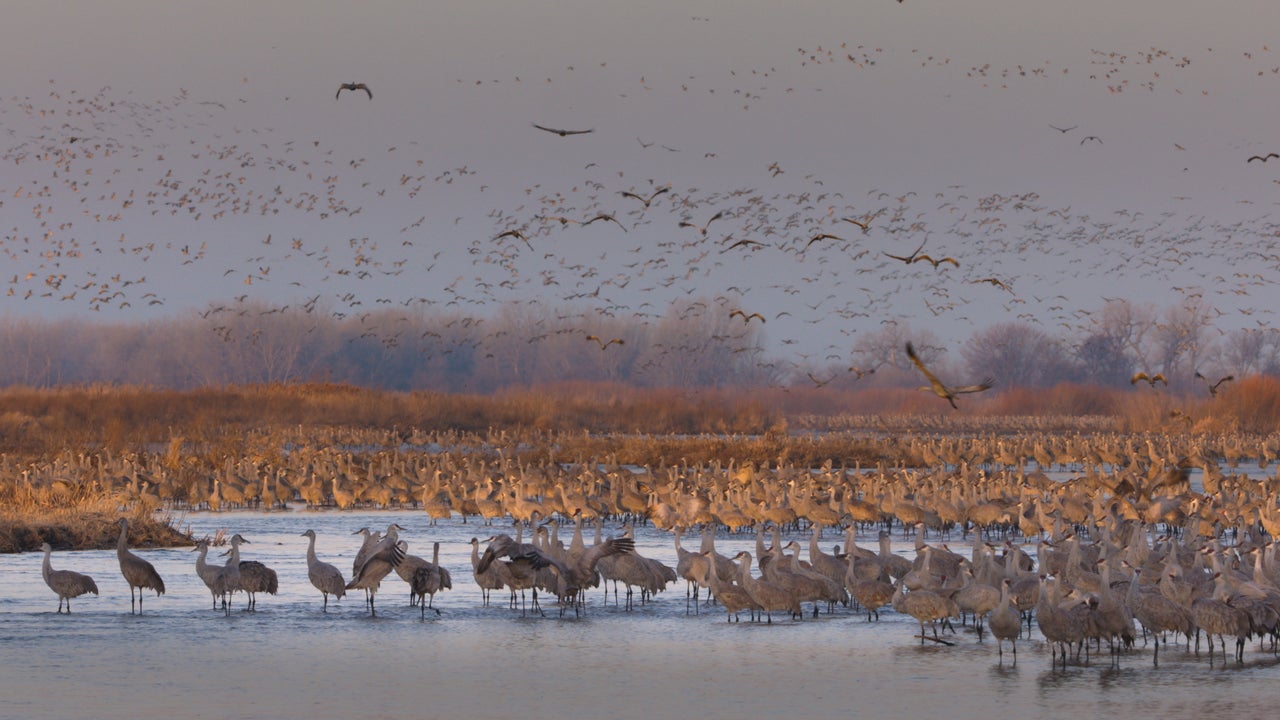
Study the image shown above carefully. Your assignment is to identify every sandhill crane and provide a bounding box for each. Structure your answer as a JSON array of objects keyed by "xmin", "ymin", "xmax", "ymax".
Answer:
[
  {"xmin": 701, "ymin": 550, "xmax": 757, "ymax": 622},
  {"xmin": 193, "ymin": 539, "xmax": 227, "ymax": 611},
  {"xmin": 351, "ymin": 526, "xmax": 382, "ymax": 605},
  {"xmin": 336, "ymin": 82, "xmax": 372, "ymax": 99},
  {"xmin": 395, "ymin": 543, "xmax": 432, "ymax": 606},
  {"xmin": 1122, "ymin": 564, "xmax": 1193, "ymax": 665},
  {"xmin": 116, "ymin": 518, "xmax": 165, "ymax": 614},
  {"xmin": 906, "ymin": 342, "xmax": 993, "ymax": 409},
  {"xmin": 988, "ymin": 579, "xmax": 1023, "ymax": 662},
  {"xmin": 674, "ymin": 527, "xmax": 712, "ymax": 614},
  {"xmin": 542, "ymin": 532, "xmax": 635, "ymax": 616},
  {"xmin": 1036, "ymin": 576, "xmax": 1085, "ymax": 667},
  {"xmin": 41, "ymin": 543, "xmax": 98, "ymax": 613},
  {"xmin": 1194, "ymin": 370, "xmax": 1235, "ymax": 397},
  {"xmin": 846, "ymin": 555, "xmax": 895, "ymax": 621},
  {"xmin": 237, "ymin": 554, "xmax": 279, "ymax": 611},
  {"xmin": 876, "ymin": 530, "xmax": 913, "ymax": 581},
  {"xmin": 1091, "ymin": 558, "xmax": 1136, "ymax": 665},
  {"xmin": 476, "ymin": 532, "xmax": 554, "ymax": 616},
  {"xmin": 778, "ymin": 540, "xmax": 848, "ymax": 615},
  {"xmin": 734, "ymin": 550, "xmax": 801, "ymax": 623},
  {"xmin": 532, "ymin": 123, "xmax": 593, "ymax": 136},
  {"xmin": 1130, "ymin": 371, "xmax": 1167, "ymax": 387},
  {"xmin": 1191, "ymin": 573, "xmax": 1252, "ymax": 665},
  {"xmin": 891, "ymin": 578, "xmax": 957, "ymax": 644},
  {"xmin": 806, "ymin": 525, "xmax": 848, "ymax": 587},
  {"xmin": 619, "ymin": 186, "xmax": 669, "ymax": 208},
  {"xmin": 408, "ymin": 542, "xmax": 452, "ymax": 617},
  {"xmin": 678, "ymin": 209, "xmax": 725, "ymax": 236},
  {"xmin": 217, "ymin": 533, "xmax": 247, "ymax": 616},
  {"xmin": 346, "ymin": 523, "xmax": 407, "ymax": 616},
  {"xmin": 599, "ymin": 527, "xmax": 672, "ymax": 610},
  {"xmin": 301, "ymin": 529, "xmax": 346, "ymax": 611},
  {"xmin": 469, "ymin": 537, "xmax": 510, "ymax": 606},
  {"xmin": 952, "ymin": 565, "xmax": 1000, "ymax": 637}
]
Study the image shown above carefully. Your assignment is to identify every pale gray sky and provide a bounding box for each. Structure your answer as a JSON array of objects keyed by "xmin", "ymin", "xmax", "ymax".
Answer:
[{"xmin": 2, "ymin": 0, "xmax": 1278, "ymax": 369}]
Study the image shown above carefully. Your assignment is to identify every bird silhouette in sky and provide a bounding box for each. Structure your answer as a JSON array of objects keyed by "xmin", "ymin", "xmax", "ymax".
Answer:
[
  {"xmin": 533, "ymin": 123, "xmax": 594, "ymax": 137},
  {"xmin": 619, "ymin": 187, "xmax": 669, "ymax": 207},
  {"xmin": 680, "ymin": 210, "xmax": 726, "ymax": 236},
  {"xmin": 585, "ymin": 335, "xmax": 624, "ymax": 349},
  {"xmin": 1247, "ymin": 153, "xmax": 1279, "ymax": 163},
  {"xmin": 910, "ymin": 254, "xmax": 959, "ymax": 269},
  {"xmin": 884, "ymin": 239, "xmax": 928, "ymax": 264},
  {"xmin": 336, "ymin": 83, "xmax": 372, "ymax": 99}
]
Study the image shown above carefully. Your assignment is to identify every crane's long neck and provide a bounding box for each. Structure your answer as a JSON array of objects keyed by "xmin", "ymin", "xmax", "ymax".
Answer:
[
  {"xmin": 306, "ymin": 535, "xmax": 318, "ymax": 565},
  {"xmin": 116, "ymin": 522, "xmax": 129, "ymax": 558},
  {"xmin": 42, "ymin": 547, "xmax": 53, "ymax": 582}
]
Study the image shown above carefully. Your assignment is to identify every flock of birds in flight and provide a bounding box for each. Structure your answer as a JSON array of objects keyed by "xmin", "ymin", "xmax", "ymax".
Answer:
[{"xmin": 0, "ymin": 17, "xmax": 1277, "ymax": 385}]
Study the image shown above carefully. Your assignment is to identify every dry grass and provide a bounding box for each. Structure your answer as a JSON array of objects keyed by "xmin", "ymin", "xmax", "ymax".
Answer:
[
  {"xmin": 0, "ymin": 483, "xmax": 190, "ymax": 554},
  {"xmin": 1, "ymin": 377, "xmax": 1278, "ymax": 552}
]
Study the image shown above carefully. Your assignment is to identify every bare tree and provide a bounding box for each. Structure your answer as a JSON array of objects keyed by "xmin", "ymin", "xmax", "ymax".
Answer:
[
  {"xmin": 1074, "ymin": 332, "xmax": 1131, "ymax": 387},
  {"xmin": 1151, "ymin": 297, "xmax": 1217, "ymax": 385},
  {"xmin": 1214, "ymin": 328, "xmax": 1280, "ymax": 378},
  {"xmin": 961, "ymin": 322, "xmax": 1075, "ymax": 388},
  {"xmin": 852, "ymin": 322, "xmax": 942, "ymax": 381},
  {"xmin": 1092, "ymin": 298, "xmax": 1158, "ymax": 370}
]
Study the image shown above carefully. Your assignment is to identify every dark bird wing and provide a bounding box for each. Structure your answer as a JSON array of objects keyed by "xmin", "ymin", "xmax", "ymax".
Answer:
[
  {"xmin": 905, "ymin": 342, "xmax": 947, "ymax": 393},
  {"xmin": 723, "ymin": 238, "xmax": 762, "ymax": 252},
  {"xmin": 583, "ymin": 213, "xmax": 626, "ymax": 231},
  {"xmin": 806, "ymin": 233, "xmax": 844, "ymax": 249},
  {"xmin": 533, "ymin": 123, "xmax": 593, "ymax": 136}
]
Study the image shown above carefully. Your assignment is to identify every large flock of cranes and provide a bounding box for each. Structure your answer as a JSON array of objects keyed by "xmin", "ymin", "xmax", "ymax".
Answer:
[
  {"xmin": 24, "ymin": 422, "xmax": 1280, "ymax": 666},
  {"xmin": 2, "ymin": 24, "xmax": 1278, "ymax": 383}
]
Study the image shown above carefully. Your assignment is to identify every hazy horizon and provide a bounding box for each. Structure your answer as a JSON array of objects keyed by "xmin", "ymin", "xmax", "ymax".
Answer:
[{"xmin": 3, "ymin": 1, "xmax": 1277, "ymax": 381}]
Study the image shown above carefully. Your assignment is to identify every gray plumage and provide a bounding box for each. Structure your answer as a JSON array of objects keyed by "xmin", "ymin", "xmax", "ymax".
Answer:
[
  {"xmin": 116, "ymin": 518, "xmax": 165, "ymax": 614},
  {"xmin": 193, "ymin": 539, "xmax": 227, "ymax": 611},
  {"xmin": 301, "ymin": 529, "xmax": 346, "ymax": 611},
  {"xmin": 346, "ymin": 523, "xmax": 406, "ymax": 615},
  {"xmin": 475, "ymin": 532, "xmax": 554, "ymax": 616},
  {"xmin": 395, "ymin": 542, "xmax": 432, "ymax": 606},
  {"xmin": 988, "ymin": 579, "xmax": 1023, "ymax": 662},
  {"xmin": 468, "ymin": 536, "xmax": 510, "ymax": 606},
  {"xmin": 735, "ymin": 550, "xmax": 802, "ymax": 623},
  {"xmin": 213, "ymin": 530, "xmax": 243, "ymax": 614},
  {"xmin": 408, "ymin": 541, "xmax": 453, "ymax": 618},
  {"xmin": 237, "ymin": 556, "xmax": 279, "ymax": 612},
  {"xmin": 41, "ymin": 542, "xmax": 98, "ymax": 613}
]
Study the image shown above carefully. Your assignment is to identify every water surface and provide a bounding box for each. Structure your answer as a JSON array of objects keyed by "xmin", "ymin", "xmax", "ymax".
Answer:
[{"xmin": 2, "ymin": 511, "xmax": 1275, "ymax": 720}]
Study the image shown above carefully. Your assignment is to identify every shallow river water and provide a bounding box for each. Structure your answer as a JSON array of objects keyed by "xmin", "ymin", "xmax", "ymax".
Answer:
[{"xmin": 2, "ymin": 510, "xmax": 1276, "ymax": 720}]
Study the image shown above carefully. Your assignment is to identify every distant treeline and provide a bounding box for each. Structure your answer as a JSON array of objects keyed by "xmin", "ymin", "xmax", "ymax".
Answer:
[
  {"xmin": 0, "ymin": 300, "xmax": 771, "ymax": 391},
  {"xmin": 0, "ymin": 296, "xmax": 1276, "ymax": 394}
]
